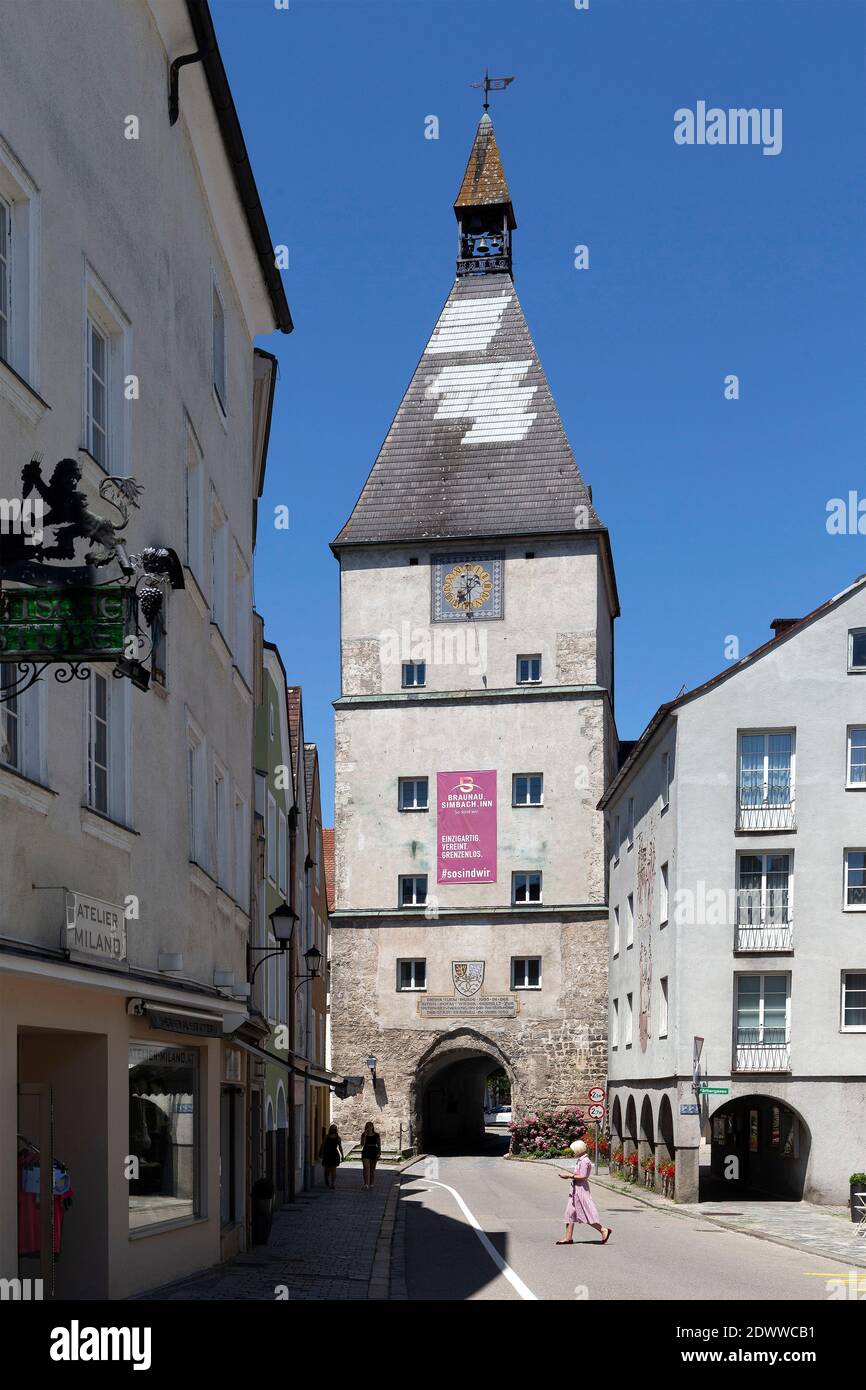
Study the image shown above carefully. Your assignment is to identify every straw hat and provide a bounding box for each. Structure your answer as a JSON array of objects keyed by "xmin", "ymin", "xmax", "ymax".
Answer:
[{"xmin": 570, "ymin": 1139, "xmax": 587, "ymax": 1156}]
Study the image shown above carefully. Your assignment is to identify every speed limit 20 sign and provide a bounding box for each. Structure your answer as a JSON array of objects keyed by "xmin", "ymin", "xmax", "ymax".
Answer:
[
  {"xmin": 588, "ymin": 1086, "xmax": 605, "ymax": 1104},
  {"xmin": 588, "ymin": 1104, "xmax": 605, "ymax": 1121}
]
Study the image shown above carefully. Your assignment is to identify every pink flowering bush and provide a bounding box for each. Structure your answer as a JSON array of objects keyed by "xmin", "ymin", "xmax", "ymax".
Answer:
[{"xmin": 509, "ymin": 1107, "xmax": 587, "ymax": 1157}]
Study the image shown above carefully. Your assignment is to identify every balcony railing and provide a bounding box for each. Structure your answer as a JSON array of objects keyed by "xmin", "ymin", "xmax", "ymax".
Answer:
[
  {"xmin": 734, "ymin": 1029, "xmax": 791, "ymax": 1072},
  {"xmin": 735, "ymin": 888, "xmax": 793, "ymax": 951},
  {"xmin": 736, "ymin": 783, "xmax": 795, "ymax": 831}
]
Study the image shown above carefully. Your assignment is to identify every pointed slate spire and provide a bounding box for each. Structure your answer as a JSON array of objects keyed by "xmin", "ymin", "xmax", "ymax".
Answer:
[
  {"xmin": 332, "ymin": 118, "xmax": 609, "ymax": 558},
  {"xmin": 454, "ymin": 113, "xmax": 515, "ymax": 228}
]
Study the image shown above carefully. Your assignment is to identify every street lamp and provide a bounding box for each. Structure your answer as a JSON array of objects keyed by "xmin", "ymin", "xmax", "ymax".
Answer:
[
  {"xmin": 294, "ymin": 943, "xmax": 323, "ymax": 991},
  {"xmin": 246, "ymin": 902, "xmax": 298, "ymax": 986},
  {"xmin": 367, "ymin": 1053, "xmax": 378, "ymax": 1087}
]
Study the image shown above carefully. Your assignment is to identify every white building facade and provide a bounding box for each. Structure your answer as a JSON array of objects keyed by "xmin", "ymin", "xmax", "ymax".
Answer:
[
  {"xmin": 603, "ymin": 578, "xmax": 866, "ymax": 1204},
  {"xmin": 0, "ymin": 0, "xmax": 290, "ymax": 1298}
]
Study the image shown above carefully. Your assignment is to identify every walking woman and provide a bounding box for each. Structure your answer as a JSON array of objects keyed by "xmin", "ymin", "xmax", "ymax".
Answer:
[
  {"xmin": 319, "ymin": 1124, "xmax": 343, "ymax": 1190},
  {"xmin": 360, "ymin": 1121, "xmax": 381, "ymax": 1190},
  {"xmin": 557, "ymin": 1139, "xmax": 612, "ymax": 1245}
]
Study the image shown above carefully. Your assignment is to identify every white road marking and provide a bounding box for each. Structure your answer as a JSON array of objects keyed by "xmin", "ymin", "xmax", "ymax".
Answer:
[{"xmin": 409, "ymin": 1177, "xmax": 538, "ymax": 1301}]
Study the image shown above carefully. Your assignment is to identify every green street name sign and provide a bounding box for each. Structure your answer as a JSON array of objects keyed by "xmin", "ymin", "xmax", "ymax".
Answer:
[
  {"xmin": 0, "ymin": 587, "xmax": 134, "ymax": 662},
  {"xmin": 696, "ymin": 1086, "xmax": 730, "ymax": 1095}
]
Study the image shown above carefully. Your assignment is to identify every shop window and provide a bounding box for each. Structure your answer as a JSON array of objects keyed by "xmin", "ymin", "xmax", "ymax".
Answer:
[{"xmin": 128, "ymin": 1042, "xmax": 199, "ymax": 1230}]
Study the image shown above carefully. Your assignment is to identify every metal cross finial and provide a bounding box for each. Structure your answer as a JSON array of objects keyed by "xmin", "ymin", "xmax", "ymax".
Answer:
[{"xmin": 470, "ymin": 68, "xmax": 515, "ymax": 113}]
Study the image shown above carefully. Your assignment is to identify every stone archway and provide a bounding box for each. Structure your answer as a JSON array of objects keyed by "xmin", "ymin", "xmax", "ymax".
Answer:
[
  {"xmin": 411, "ymin": 1029, "xmax": 517, "ymax": 1154},
  {"xmin": 705, "ymin": 1093, "xmax": 812, "ymax": 1201},
  {"xmin": 610, "ymin": 1095, "xmax": 623, "ymax": 1150},
  {"xmin": 623, "ymin": 1094, "xmax": 638, "ymax": 1164},
  {"xmin": 657, "ymin": 1094, "xmax": 675, "ymax": 1183},
  {"xmin": 638, "ymin": 1094, "xmax": 655, "ymax": 1185}
]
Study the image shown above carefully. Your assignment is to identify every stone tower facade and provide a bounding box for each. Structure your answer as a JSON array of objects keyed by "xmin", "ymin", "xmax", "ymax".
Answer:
[{"xmin": 330, "ymin": 114, "xmax": 619, "ymax": 1150}]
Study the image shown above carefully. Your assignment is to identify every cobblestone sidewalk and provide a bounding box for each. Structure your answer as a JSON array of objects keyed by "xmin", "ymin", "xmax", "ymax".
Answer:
[{"xmin": 136, "ymin": 1167, "xmax": 398, "ymax": 1301}]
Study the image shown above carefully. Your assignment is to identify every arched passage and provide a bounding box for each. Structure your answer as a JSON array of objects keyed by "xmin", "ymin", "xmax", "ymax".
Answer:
[
  {"xmin": 705, "ymin": 1094, "xmax": 811, "ymax": 1201},
  {"xmin": 638, "ymin": 1095, "xmax": 655, "ymax": 1184},
  {"xmin": 623, "ymin": 1094, "xmax": 638, "ymax": 1163},
  {"xmin": 412, "ymin": 1030, "xmax": 516, "ymax": 1154},
  {"xmin": 657, "ymin": 1094, "xmax": 675, "ymax": 1176},
  {"xmin": 610, "ymin": 1095, "xmax": 623, "ymax": 1149}
]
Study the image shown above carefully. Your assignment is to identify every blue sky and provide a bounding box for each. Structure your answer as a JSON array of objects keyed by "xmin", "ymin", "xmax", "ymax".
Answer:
[{"xmin": 213, "ymin": 0, "xmax": 866, "ymax": 821}]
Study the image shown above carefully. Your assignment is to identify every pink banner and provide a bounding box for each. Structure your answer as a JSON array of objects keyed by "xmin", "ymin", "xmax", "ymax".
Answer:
[{"xmin": 437, "ymin": 771, "xmax": 497, "ymax": 884}]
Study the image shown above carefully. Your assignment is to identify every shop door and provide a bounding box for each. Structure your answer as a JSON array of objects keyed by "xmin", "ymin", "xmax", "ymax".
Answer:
[{"xmin": 17, "ymin": 1082, "xmax": 54, "ymax": 1297}]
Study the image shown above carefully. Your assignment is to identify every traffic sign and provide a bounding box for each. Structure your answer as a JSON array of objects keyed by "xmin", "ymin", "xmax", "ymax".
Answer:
[
  {"xmin": 588, "ymin": 1104, "xmax": 605, "ymax": 1121},
  {"xmin": 588, "ymin": 1086, "xmax": 605, "ymax": 1103},
  {"xmin": 696, "ymin": 1087, "xmax": 729, "ymax": 1095},
  {"xmin": 680, "ymin": 1104, "xmax": 700, "ymax": 1115}
]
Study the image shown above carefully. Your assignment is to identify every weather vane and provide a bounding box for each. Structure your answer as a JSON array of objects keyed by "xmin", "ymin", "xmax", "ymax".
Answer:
[{"xmin": 470, "ymin": 68, "xmax": 515, "ymax": 113}]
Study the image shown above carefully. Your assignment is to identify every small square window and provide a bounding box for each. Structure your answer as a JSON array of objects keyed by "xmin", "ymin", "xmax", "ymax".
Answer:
[
  {"xmin": 849, "ymin": 629, "xmax": 866, "ymax": 672},
  {"xmin": 513, "ymin": 773, "xmax": 543, "ymax": 806},
  {"xmin": 399, "ymin": 874, "xmax": 427, "ymax": 908},
  {"xmin": 516, "ymin": 655, "xmax": 541, "ymax": 684},
  {"xmin": 397, "ymin": 959, "xmax": 426, "ymax": 991},
  {"xmin": 844, "ymin": 850, "xmax": 866, "ymax": 910},
  {"xmin": 402, "ymin": 661, "xmax": 426, "ymax": 688},
  {"xmin": 409, "ymin": 557, "xmax": 419, "ymax": 566},
  {"xmin": 398, "ymin": 777, "xmax": 429, "ymax": 811},
  {"xmin": 512, "ymin": 957, "xmax": 541, "ymax": 990},
  {"xmin": 512, "ymin": 871, "xmax": 542, "ymax": 905},
  {"xmin": 848, "ymin": 728, "xmax": 866, "ymax": 787},
  {"xmin": 842, "ymin": 971, "xmax": 866, "ymax": 1028}
]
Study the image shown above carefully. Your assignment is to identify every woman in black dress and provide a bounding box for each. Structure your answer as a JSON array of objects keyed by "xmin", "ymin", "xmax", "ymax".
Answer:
[
  {"xmin": 319, "ymin": 1125, "xmax": 343, "ymax": 1189},
  {"xmin": 360, "ymin": 1122, "xmax": 381, "ymax": 1189}
]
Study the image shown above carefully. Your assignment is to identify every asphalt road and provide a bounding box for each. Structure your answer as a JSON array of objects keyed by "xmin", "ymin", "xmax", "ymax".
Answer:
[{"xmin": 401, "ymin": 1152, "xmax": 862, "ymax": 1302}]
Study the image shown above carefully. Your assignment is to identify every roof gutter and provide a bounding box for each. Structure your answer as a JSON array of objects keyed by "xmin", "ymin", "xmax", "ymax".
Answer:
[{"xmin": 181, "ymin": 0, "xmax": 293, "ymax": 334}]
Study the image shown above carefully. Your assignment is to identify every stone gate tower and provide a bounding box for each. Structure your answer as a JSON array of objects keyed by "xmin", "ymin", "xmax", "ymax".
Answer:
[{"xmin": 330, "ymin": 113, "xmax": 619, "ymax": 1151}]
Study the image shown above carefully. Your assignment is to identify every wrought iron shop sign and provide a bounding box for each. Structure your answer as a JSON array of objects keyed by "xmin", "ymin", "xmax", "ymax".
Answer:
[{"xmin": 0, "ymin": 587, "xmax": 134, "ymax": 662}]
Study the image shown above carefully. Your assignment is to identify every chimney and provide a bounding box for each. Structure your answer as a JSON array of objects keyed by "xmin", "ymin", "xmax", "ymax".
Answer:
[{"xmin": 770, "ymin": 618, "xmax": 799, "ymax": 638}]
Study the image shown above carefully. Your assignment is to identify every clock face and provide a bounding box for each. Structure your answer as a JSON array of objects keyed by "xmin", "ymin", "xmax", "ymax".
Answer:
[
  {"xmin": 432, "ymin": 552, "xmax": 503, "ymax": 623},
  {"xmin": 442, "ymin": 562, "xmax": 493, "ymax": 612}
]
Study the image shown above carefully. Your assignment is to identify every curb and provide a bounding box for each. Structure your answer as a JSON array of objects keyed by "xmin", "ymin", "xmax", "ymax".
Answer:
[
  {"xmin": 589, "ymin": 1169, "xmax": 866, "ymax": 1271},
  {"xmin": 367, "ymin": 1176, "xmax": 400, "ymax": 1300}
]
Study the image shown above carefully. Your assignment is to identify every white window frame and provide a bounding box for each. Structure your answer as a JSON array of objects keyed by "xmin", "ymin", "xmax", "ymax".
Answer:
[
  {"xmin": 841, "ymin": 971, "xmax": 866, "ymax": 1032},
  {"xmin": 211, "ymin": 490, "xmax": 230, "ymax": 639},
  {"xmin": 278, "ymin": 807, "xmax": 288, "ymax": 896},
  {"xmin": 844, "ymin": 849, "xmax": 866, "ymax": 912},
  {"xmin": 613, "ymin": 813, "xmax": 620, "ymax": 865},
  {"xmin": 513, "ymin": 773, "xmax": 543, "ymax": 807},
  {"xmin": 186, "ymin": 715, "xmax": 207, "ymax": 868},
  {"xmin": 846, "ymin": 726, "xmax": 866, "ymax": 789},
  {"xmin": 661, "ymin": 750, "xmax": 671, "ymax": 810},
  {"xmin": 212, "ymin": 275, "xmax": 227, "ymax": 414},
  {"xmin": 401, "ymin": 660, "xmax": 426, "ymax": 689},
  {"xmin": 83, "ymin": 264, "xmax": 131, "ymax": 475},
  {"xmin": 84, "ymin": 669, "xmax": 129, "ymax": 825},
  {"xmin": 612, "ymin": 904, "xmax": 620, "ymax": 957},
  {"xmin": 611, "ymin": 997, "xmax": 619, "ymax": 1050},
  {"xmin": 185, "ymin": 422, "xmax": 206, "ymax": 588},
  {"xmin": 516, "ymin": 654, "xmax": 541, "ymax": 685},
  {"xmin": 213, "ymin": 756, "xmax": 230, "ymax": 889},
  {"xmin": 0, "ymin": 666, "xmax": 43, "ymax": 783},
  {"xmin": 398, "ymin": 776, "xmax": 428, "ymax": 811},
  {"xmin": 659, "ymin": 862, "xmax": 669, "ymax": 926},
  {"xmin": 233, "ymin": 790, "xmax": 249, "ymax": 910},
  {"xmin": 267, "ymin": 791, "xmax": 277, "ymax": 885},
  {"xmin": 512, "ymin": 871, "xmax": 542, "ymax": 905},
  {"xmin": 0, "ymin": 134, "xmax": 40, "ymax": 392},
  {"xmin": 233, "ymin": 543, "xmax": 251, "ymax": 683},
  {"xmin": 626, "ymin": 797, "xmax": 634, "ymax": 850},
  {"xmin": 397, "ymin": 959, "xmax": 426, "ymax": 992},
  {"xmin": 659, "ymin": 976, "xmax": 669, "ymax": 1038},
  {"xmin": 735, "ymin": 972, "xmax": 790, "ymax": 1046},
  {"xmin": 626, "ymin": 892, "xmax": 634, "ymax": 948},
  {"xmin": 736, "ymin": 729, "xmax": 795, "ymax": 825},
  {"xmin": 511, "ymin": 956, "xmax": 542, "ymax": 990},
  {"xmin": 624, "ymin": 991, "xmax": 633, "ymax": 1049},
  {"xmin": 848, "ymin": 628, "xmax": 866, "ymax": 673},
  {"xmin": 399, "ymin": 874, "xmax": 427, "ymax": 908}
]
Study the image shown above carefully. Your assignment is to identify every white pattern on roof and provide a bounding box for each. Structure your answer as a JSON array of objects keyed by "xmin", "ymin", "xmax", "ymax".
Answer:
[
  {"xmin": 427, "ymin": 361, "xmax": 537, "ymax": 443},
  {"xmin": 426, "ymin": 293, "xmax": 512, "ymax": 355}
]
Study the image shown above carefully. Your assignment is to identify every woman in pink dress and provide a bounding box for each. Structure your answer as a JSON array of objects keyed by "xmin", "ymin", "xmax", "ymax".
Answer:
[{"xmin": 557, "ymin": 1140, "xmax": 612, "ymax": 1245}]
